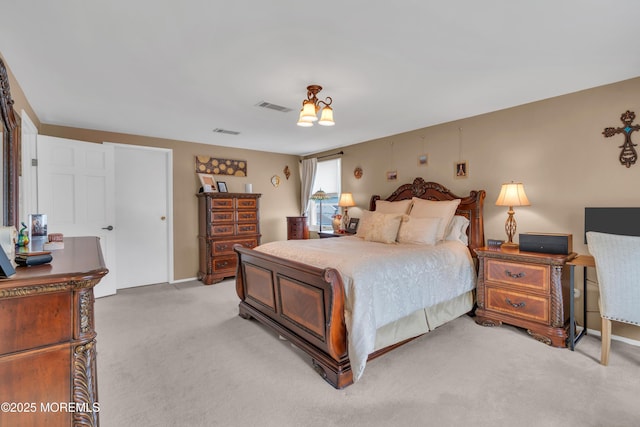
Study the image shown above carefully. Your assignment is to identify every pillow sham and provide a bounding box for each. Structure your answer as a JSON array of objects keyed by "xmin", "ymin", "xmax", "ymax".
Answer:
[
  {"xmin": 397, "ymin": 216, "xmax": 441, "ymax": 245},
  {"xmin": 375, "ymin": 199, "xmax": 413, "ymax": 215},
  {"xmin": 445, "ymin": 215, "xmax": 470, "ymax": 245},
  {"xmin": 409, "ymin": 198, "xmax": 461, "ymax": 241},
  {"xmin": 356, "ymin": 210, "xmax": 404, "ymax": 243}
]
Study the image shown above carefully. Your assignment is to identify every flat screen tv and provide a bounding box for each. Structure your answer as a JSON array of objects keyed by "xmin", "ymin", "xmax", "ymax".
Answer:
[{"xmin": 584, "ymin": 207, "xmax": 640, "ymax": 243}]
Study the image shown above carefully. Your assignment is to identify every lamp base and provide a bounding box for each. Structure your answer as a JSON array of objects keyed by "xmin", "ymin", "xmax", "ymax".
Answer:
[{"xmin": 500, "ymin": 241, "xmax": 519, "ymax": 251}]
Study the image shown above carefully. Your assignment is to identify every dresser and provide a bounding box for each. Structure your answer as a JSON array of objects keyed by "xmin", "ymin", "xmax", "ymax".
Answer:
[
  {"xmin": 474, "ymin": 247, "xmax": 577, "ymax": 347},
  {"xmin": 198, "ymin": 193, "xmax": 261, "ymax": 285},
  {"xmin": 0, "ymin": 236, "xmax": 107, "ymax": 427},
  {"xmin": 286, "ymin": 216, "xmax": 309, "ymax": 240}
]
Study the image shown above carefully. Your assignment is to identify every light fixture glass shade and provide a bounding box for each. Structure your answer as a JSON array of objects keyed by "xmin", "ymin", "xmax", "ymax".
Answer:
[
  {"xmin": 338, "ymin": 192, "xmax": 356, "ymax": 207},
  {"xmin": 296, "ymin": 109, "xmax": 313, "ymax": 127},
  {"xmin": 310, "ymin": 189, "xmax": 330, "ymax": 200},
  {"xmin": 495, "ymin": 182, "xmax": 531, "ymax": 207},
  {"xmin": 300, "ymin": 101, "xmax": 318, "ymax": 122},
  {"xmin": 318, "ymin": 106, "xmax": 335, "ymax": 126}
]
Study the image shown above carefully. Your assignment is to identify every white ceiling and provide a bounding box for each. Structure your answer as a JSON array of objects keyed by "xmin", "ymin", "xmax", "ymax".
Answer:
[{"xmin": 2, "ymin": 1, "xmax": 639, "ymax": 156}]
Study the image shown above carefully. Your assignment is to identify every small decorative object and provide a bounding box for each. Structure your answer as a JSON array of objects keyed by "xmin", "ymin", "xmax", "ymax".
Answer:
[
  {"xmin": 602, "ymin": 110, "xmax": 639, "ymax": 168},
  {"xmin": 217, "ymin": 182, "xmax": 228, "ymax": 193},
  {"xmin": 495, "ymin": 182, "xmax": 531, "ymax": 248},
  {"xmin": 418, "ymin": 154, "xmax": 428, "ymax": 166},
  {"xmin": 354, "ymin": 167, "xmax": 363, "ymax": 179},
  {"xmin": 198, "ymin": 173, "xmax": 217, "ymax": 192},
  {"xmin": 332, "ymin": 214, "xmax": 342, "ymax": 232},
  {"xmin": 196, "ymin": 155, "xmax": 247, "ymax": 176},
  {"xmin": 346, "ymin": 218, "xmax": 359, "ymax": 234},
  {"xmin": 14, "ymin": 251, "xmax": 53, "ymax": 267},
  {"xmin": 284, "ymin": 166, "xmax": 291, "ymax": 180},
  {"xmin": 338, "ymin": 193, "xmax": 356, "ymax": 231},
  {"xmin": 28, "ymin": 214, "xmax": 47, "ymax": 240},
  {"xmin": 18, "ymin": 222, "xmax": 29, "ymax": 247},
  {"xmin": 270, "ymin": 175, "xmax": 281, "ymax": 187},
  {"xmin": 386, "ymin": 170, "xmax": 398, "ymax": 181},
  {"xmin": 487, "ymin": 238, "xmax": 505, "ymax": 248},
  {"xmin": 455, "ymin": 161, "xmax": 468, "ymax": 179},
  {"xmin": 245, "ymin": 183, "xmax": 253, "ymax": 193}
]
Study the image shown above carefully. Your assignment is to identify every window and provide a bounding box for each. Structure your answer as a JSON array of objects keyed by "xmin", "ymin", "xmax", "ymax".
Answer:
[{"xmin": 309, "ymin": 158, "xmax": 341, "ymax": 231}]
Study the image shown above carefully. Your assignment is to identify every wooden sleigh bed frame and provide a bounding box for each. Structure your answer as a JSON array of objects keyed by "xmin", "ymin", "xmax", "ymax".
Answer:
[{"xmin": 234, "ymin": 178, "xmax": 486, "ymax": 388}]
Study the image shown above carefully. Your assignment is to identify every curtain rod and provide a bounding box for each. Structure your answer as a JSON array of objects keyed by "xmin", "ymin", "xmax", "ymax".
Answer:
[{"xmin": 317, "ymin": 150, "xmax": 344, "ymax": 160}]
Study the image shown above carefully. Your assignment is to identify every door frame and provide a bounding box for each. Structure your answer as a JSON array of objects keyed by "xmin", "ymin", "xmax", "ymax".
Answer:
[{"xmin": 106, "ymin": 143, "xmax": 174, "ymax": 286}]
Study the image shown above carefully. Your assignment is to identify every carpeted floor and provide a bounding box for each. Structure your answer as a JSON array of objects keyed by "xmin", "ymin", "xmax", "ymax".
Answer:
[{"xmin": 95, "ymin": 279, "xmax": 640, "ymax": 427}]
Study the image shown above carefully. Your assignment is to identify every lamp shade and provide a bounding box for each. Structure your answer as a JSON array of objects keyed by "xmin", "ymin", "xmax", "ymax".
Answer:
[
  {"xmin": 495, "ymin": 182, "xmax": 531, "ymax": 207},
  {"xmin": 300, "ymin": 101, "xmax": 318, "ymax": 122},
  {"xmin": 310, "ymin": 189, "xmax": 330, "ymax": 200},
  {"xmin": 318, "ymin": 106, "xmax": 335, "ymax": 126},
  {"xmin": 296, "ymin": 109, "xmax": 313, "ymax": 127},
  {"xmin": 338, "ymin": 192, "xmax": 356, "ymax": 207}
]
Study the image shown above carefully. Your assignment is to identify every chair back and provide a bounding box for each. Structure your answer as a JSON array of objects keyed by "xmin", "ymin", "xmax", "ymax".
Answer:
[{"xmin": 586, "ymin": 231, "xmax": 640, "ymax": 325}]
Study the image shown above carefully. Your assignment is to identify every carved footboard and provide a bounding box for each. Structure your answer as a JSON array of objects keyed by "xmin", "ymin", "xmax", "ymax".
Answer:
[{"xmin": 234, "ymin": 245, "xmax": 353, "ymax": 388}]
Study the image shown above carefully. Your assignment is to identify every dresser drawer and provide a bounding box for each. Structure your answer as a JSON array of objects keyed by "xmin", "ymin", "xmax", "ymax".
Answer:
[
  {"xmin": 485, "ymin": 259, "xmax": 550, "ymax": 292},
  {"xmin": 237, "ymin": 211, "xmax": 258, "ymax": 222},
  {"xmin": 211, "ymin": 198, "xmax": 234, "ymax": 209},
  {"xmin": 212, "ymin": 211, "xmax": 234, "ymax": 223},
  {"xmin": 211, "ymin": 224, "xmax": 235, "ymax": 236},
  {"xmin": 212, "ymin": 256, "xmax": 237, "ymax": 273},
  {"xmin": 486, "ymin": 287, "xmax": 549, "ymax": 324},
  {"xmin": 213, "ymin": 238, "xmax": 258, "ymax": 255},
  {"xmin": 237, "ymin": 198, "xmax": 257, "ymax": 209},
  {"xmin": 237, "ymin": 223, "xmax": 258, "ymax": 235}
]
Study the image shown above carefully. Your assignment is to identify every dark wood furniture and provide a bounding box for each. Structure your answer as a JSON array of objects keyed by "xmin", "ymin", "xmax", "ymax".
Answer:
[
  {"xmin": 0, "ymin": 57, "xmax": 20, "ymax": 227},
  {"xmin": 0, "ymin": 237, "xmax": 108, "ymax": 427},
  {"xmin": 318, "ymin": 231, "xmax": 345, "ymax": 238},
  {"xmin": 234, "ymin": 178, "xmax": 485, "ymax": 388},
  {"xmin": 197, "ymin": 192, "xmax": 261, "ymax": 285},
  {"xmin": 567, "ymin": 254, "xmax": 594, "ymax": 350},
  {"xmin": 475, "ymin": 246, "xmax": 577, "ymax": 347},
  {"xmin": 286, "ymin": 216, "xmax": 309, "ymax": 240}
]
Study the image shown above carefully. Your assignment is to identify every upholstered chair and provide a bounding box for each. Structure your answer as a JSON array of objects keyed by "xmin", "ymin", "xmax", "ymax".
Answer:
[{"xmin": 586, "ymin": 231, "xmax": 640, "ymax": 365}]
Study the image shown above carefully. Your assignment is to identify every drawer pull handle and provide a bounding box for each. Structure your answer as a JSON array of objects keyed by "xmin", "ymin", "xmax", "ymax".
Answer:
[
  {"xmin": 506, "ymin": 298, "xmax": 526, "ymax": 309},
  {"xmin": 505, "ymin": 270, "xmax": 526, "ymax": 279}
]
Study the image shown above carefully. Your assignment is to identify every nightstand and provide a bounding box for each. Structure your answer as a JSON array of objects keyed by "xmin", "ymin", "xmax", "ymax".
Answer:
[
  {"xmin": 318, "ymin": 231, "xmax": 347, "ymax": 238},
  {"xmin": 474, "ymin": 246, "xmax": 577, "ymax": 347}
]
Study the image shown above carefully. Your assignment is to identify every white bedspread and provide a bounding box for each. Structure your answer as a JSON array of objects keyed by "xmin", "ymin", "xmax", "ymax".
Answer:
[{"xmin": 255, "ymin": 236, "xmax": 476, "ymax": 382}]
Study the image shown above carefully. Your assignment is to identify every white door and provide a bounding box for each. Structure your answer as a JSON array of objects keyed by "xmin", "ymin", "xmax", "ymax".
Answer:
[
  {"xmin": 110, "ymin": 144, "xmax": 172, "ymax": 288},
  {"xmin": 37, "ymin": 135, "xmax": 117, "ymax": 297}
]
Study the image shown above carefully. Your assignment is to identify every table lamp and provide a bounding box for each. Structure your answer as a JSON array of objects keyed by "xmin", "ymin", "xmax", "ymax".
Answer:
[
  {"xmin": 338, "ymin": 193, "xmax": 356, "ymax": 231},
  {"xmin": 310, "ymin": 189, "xmax": 330, "ymax": 231},
  {"xmin": 495, "ymin": 182, "xmax": 530, "ymax": 248}
]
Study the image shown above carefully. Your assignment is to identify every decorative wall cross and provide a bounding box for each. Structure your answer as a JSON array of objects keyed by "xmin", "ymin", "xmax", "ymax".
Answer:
[{"xmin": 603, "ymin": 110, "xmax": 639, "ymax": 168}]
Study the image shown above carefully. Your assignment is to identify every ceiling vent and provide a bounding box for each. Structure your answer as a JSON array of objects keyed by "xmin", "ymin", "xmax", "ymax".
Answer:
[
  {"xmin": 255, "ymin": 101, "xmax": 293, "ymax": 113},
  {"xmin": 212, "ymin": 128, "xmax": 240, "ymax": 135}
]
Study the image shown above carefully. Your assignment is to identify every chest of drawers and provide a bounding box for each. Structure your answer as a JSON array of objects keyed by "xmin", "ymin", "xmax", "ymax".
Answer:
[
  {"xmin": 474, "ymin": 247, "xmax": 576, "ymax": 347},
  {"xmin": 286, "ymin": 216, "xmax": 309, "ymax": 240},
  {"xmin": 198, "ymin": 193, "xmax": 261, "ymax": 284}
]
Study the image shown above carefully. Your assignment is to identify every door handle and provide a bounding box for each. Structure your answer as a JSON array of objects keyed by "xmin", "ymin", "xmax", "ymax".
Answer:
[{"xmin": 102, "ymin": 225, "xmax": 114, "ymax": 231}]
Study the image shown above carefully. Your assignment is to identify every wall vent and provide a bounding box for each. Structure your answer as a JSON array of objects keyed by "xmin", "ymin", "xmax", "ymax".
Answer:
[
  {"xmin": 255, "ymin": 101, "xmax": 293, "ymax": 113},
  {"xmin": 213, "ymin": 128, "xmax": 240, "ymax": 135}
]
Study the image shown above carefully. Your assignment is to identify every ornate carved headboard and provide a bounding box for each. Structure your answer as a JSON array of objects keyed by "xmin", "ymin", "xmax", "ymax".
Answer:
[{"xmin": 369, "ymin": 177, "xmax": 486, "ymax": 255}]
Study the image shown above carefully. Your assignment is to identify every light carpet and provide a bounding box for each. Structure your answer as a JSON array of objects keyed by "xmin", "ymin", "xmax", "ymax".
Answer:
[{"xmin": 95, "ymin": 279, "xmax": 640, "ymax": 427}]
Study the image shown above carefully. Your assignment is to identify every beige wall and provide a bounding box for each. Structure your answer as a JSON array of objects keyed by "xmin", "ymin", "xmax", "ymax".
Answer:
[
  {"xmin": 313, "ymin": 76, "xmax": 640, "ymax": 341},
  {"xmin": 39, "ymin": 125, "xmax": 301, "ymax": 280}
]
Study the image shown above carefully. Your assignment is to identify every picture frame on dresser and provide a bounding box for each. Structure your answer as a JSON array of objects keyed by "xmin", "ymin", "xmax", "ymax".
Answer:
[
  {"xmin": 217, "ymin": 181, "xmax": 228, "ymax": 192},
  {"xmin": 346, "ymin": 218, "xmax": 359, "ymax": 234},
  {"xmin": 198, "ymin": 173, "xmax": 217, "ymax": 192}
]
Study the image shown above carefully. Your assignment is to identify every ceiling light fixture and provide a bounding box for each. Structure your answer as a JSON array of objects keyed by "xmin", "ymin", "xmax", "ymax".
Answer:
[{"xmin": 296, "ymin": 85, "xmax": 335, "ymax": 127}]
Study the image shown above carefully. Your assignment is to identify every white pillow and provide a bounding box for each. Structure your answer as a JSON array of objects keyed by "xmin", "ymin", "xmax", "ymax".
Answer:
[
  {"xmin": 356, "ymin": 210, "xmax": 403, "ymax": 243},
  {"xmin": 397, "ymin": 217, "xmax": 441, "ymax": 245},
  {"xmin": 445, "ymin": 215, "xmax": 470, "ymax": 245},
  {"xmin": 375, "ymin": 199, "xmax": 413, "ymax": 215},
  {"xmin": 409, "ymin": 198, "xmax": 461, "ymax": 241}
]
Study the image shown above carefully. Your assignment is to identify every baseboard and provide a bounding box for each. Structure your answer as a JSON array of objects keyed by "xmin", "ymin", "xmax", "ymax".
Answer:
[
  {"xmin": 586, "ymin": 328, "xmax": 640, "ymax": 347},
  {"xmin": 170, "ymin": 277, "xmax": 198, "ymax": 284}
]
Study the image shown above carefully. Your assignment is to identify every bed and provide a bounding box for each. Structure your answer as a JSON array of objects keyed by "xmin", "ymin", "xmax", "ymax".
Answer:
[{"xmin": 234, "ymin": 178, "xmax": 485, "ymax": 388}]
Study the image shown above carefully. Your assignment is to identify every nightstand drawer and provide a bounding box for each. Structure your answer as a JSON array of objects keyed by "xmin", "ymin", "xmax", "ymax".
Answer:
[
  {"xmin": 486, "ymin": 287, "xmax": 549, "ymax": 324},
  {"xmin": 486, "ymin": 259, "xmax": 550, "ymax": 292}
]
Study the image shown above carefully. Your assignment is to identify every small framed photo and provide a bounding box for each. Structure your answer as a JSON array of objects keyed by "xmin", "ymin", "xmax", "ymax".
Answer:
[
  {"xmin": 418, "ymin": 154, "xmax": 428, "ymax": 166},
  {"xmin": 217, "ymin": 181, "xmax": 228, "ymax": 193},
  {"xmin": 386, "ymin": 170, "xmax": 398, "ymax": 181},
  {"xmin": 198, "ymin": 173, "xmax": 217, "ymax": 192},
  {"xmin": 346, "ymin": 218, "xmax": 359, "ymax": 234},
  {"xmin": 454, "ymin": 161, "xmax": 468, "ymax": 179}
]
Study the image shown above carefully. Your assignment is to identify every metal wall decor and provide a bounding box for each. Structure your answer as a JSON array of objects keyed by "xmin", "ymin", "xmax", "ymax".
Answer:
[
  {"xmin": 603, "ymin": 110, "xmax": 639, "ymax": 168},
  {"xmin": 196, "ymin": 156, "xmax": 247, "ymax": 176}
]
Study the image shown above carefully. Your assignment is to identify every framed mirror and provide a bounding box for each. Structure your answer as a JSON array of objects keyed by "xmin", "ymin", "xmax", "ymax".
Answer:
[{"xmin": 0, "ymin": 57, "xmax": 20, "ymax": 227}]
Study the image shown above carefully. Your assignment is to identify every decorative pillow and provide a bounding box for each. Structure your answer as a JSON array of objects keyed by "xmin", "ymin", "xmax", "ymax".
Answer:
[
  {"xmin": 409, "ymin": 198, "xmax": 461, "ymax": 241},
  {"xmin": 445, "ymin": 215, "xmax": 470, "ymax": 245},
  {"xmin": 397, "ymin": 217, "xmax": 442, "ymax": 245},
  {"xmin": 375, "ymin": 199, "xmax": 413, "ymax": 215},
  {"xmin": 356, "ymin": 210, "xmax": 404, "ymax": 243}
]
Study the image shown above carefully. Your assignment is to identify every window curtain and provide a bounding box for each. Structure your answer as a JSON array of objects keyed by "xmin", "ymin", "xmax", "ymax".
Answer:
[{"xmin": 299, "ymin": 157, "xmax": 317, "ymax": 216}]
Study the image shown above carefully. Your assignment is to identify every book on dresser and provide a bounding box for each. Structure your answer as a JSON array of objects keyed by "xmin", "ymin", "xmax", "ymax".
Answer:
[{"xmin": 197, "ymin": 192, "xmax": 261, "ymax": 285}]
